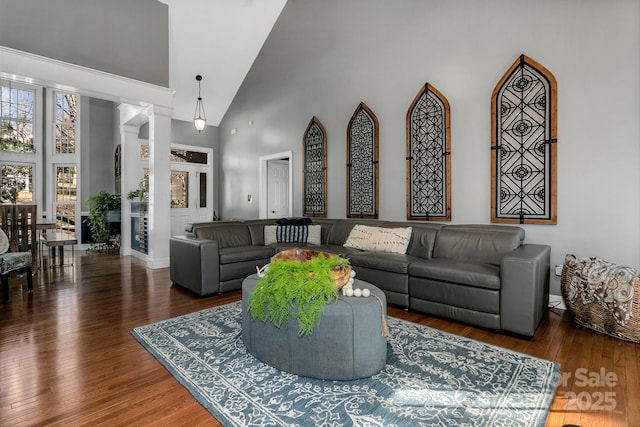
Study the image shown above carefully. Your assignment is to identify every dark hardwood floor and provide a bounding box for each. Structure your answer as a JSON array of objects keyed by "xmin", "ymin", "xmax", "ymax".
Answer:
[{"xmin": 1, "ymin": 252, "xmax": 638, "ymax": 427}]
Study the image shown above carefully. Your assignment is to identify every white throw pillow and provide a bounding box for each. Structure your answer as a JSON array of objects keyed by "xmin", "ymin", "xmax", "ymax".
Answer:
[
  {"xmin": 264, "ymin": 225, "xmax": 277, "ymax": 245},
  {"xmin": 307, "ymin": 225, "xmax": 321, "ymax": 245},
  {"xmin": 344, "ymin": 224, "xmax": 412, "ymax": 254}
]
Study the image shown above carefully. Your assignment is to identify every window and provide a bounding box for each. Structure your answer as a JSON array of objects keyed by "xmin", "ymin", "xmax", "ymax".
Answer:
[
  {"xmin": 0, "ymin": 164, "xmax": 33, "ymax": 203},
  {"xmin": 1, "ymin": 82, "xmax": 35, "ymax": 153},
  {"xmin": 406, "ymin": 83, "xmax": 451, "ymax": 221},
  {"xmin": 54, "ymin": 165, "xmax": 77, "ymax": 232},
  {"xmin": 347, "ymin": 102, "xmax": 379, "ymax": 219},
  {"xmin": 49, "ymin": 91, "xmax": 80, "ymax": 236},
  {"xmin": 199, "ymin": 173, "xmax": 207, "ymax": 208},
  {"xmin": 491, "ymin": 55, "xmax": 557, "ymax": 224},
  {"xmin": 303, "ymin": 116, "xmax": 327, "ymax": 217},
  {"xmin": 170, "ymin": 149, "xmax": 207, "ymax": 164},
  {"xmin": 170, "ymin": 170, "xmax": 188, "ymax": 208},
  {"xmin": 55, "ymin": 93, "xmax": 77, "ymax": 154},
  {"xmin": 1, "ymin": 81, "xmax": 40, "ymax": 207}
]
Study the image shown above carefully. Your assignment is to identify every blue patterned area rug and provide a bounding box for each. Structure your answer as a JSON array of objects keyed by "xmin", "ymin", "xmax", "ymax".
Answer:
[{"xmin": 131, "ymin": 302, "xmax": 560, "ymax": 427}]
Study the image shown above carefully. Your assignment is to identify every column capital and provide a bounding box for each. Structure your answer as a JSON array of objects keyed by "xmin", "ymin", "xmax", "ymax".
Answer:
[
  {"xmin": 147, "ymin": 104, "xmax": 173, "ymax": 119},
  {"xmin": 121, "ymin": 123, "xmax": 140, "ymax": 135}
]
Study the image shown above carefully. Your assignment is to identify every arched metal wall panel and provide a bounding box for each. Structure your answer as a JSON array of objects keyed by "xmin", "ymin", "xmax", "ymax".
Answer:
[
  {"xmin": 406, "ymin": 83, "xmax": 451, "ymax": 221},
  {"xmin": 347, "ymin": 102, "xmax": 379, "ymax": 219},
  {"xmin": 302, "ymin": 116, "xmax": 327, "ymax": 217},
  {"xmin": 491, "ymin": 55, "xmax": 557, "ymax": 224}
]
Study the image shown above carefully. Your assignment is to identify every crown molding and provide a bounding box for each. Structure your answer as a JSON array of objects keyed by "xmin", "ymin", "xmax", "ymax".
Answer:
[{"xmin": 0, "ymin": 46, "xmax": 174, "ymax": 110}]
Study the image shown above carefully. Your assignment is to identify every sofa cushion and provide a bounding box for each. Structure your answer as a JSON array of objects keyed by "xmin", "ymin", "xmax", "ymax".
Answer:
[
  {"xmin": 433, "ymin": 225, "xmax": 524, "ymax": 266},
  {"xmin": 245, "ymin": 219, "xmax": 277, "ymax": 245},
  {"xmin": 0, "ymin": 229, "xmax": 8, "ymax": 254},
  {"xmin": 219, "ymin": 245, "xmax": 275, "ymax": 264},
  {"xmin": 409, "ymin": 278, "xmax": 500, "ymax": 315},
  {"xmin": 326, "ymin": 222, "xmax": 358, "ymax": 245},
  {"xmin": 302, "ymin": 244, "xmax": 362, "ymax": 258},
  {"xmin": 0, "ymin": 251, "xmax": 32, "ymax": 274},
  {"xmin": 189, "ymin": 219, "xmax": 243, "ymax": 236},
  {"xmin": 404, "ymin": 225, "xmax": 441, "ymax": 259},
  {"xmin": 344, "ymin": 225, "xmax": 412, "ymax": 254},
  {"xmin": 195, "ymin": 223, "xmax": 252, "ymax": 248},
  {"xmin": 348, "ymin": 251, "xmax": 421, "ymax": 274},
  {"xmin": 409, "ymin": 258, "xmax": 501, "ymax": 290}
]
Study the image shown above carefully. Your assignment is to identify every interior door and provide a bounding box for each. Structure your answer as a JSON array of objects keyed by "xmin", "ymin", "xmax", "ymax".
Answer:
[
  {"xmin": 267, "ymin": 159, "xmax": 289, "ymax": 219},
  {"xmin": 169, "ymin": 166, "xmax": 212, "ymax": 236},
  {"xmin": 169, "ymin": 146, "xmax": 213, "ymax": 236}
]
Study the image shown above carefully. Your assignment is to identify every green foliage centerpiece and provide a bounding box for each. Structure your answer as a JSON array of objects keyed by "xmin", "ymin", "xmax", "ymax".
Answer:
[{"xmin": 248, "ymin": 249, "xmax": 351, "ymax": 336}]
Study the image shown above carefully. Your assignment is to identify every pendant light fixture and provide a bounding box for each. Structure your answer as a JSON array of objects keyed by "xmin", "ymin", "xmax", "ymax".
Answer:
[{"xmin": 193, "ymin": 75, "xmax": 206, "ymax": 132}]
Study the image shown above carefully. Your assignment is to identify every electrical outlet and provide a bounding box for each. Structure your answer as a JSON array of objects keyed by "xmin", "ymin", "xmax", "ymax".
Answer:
[{"xmin": 554, "ymin": 265, "xmax": 563, "ymax": 276}]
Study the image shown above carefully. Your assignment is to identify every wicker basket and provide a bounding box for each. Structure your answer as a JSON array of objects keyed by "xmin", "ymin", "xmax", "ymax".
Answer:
[
  {"xmin": 271, "ymin": 248, "xmax": 352, "ymax": 289},
  {"xmin": 561, "ymin": 254, "xmax": 640, "ymax": 343}
]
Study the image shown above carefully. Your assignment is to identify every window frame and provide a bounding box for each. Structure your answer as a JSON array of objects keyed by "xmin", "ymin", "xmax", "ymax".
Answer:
[
  {"xmin": 47, "ymin": 89, "xmax": 81, "ymax": 234},
  {"xmin": 0, "ymin": 80, "xmax": 43, "ymax": 209}
]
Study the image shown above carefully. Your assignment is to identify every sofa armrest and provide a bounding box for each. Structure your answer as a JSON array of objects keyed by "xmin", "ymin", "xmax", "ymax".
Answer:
[
  {"xmin": 500, "ymin": 244, "xmax": 551, "ymax": 337},
  {"xmin": 170, "ymin": 235, "xmax": 221, "ymax": 296}
]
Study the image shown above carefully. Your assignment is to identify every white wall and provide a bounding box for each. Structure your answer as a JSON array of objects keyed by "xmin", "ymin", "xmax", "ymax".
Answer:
[
  {"xmin": 84, "ymin": 98, "xmax": 116, "ymax": 210},
  {"xmin": 218, "ymin": 0, "xmax": 640, "ymax": 295}
]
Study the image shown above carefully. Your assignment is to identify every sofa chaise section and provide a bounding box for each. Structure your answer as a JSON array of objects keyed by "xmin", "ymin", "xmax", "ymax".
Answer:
[{"xmin": 407, "ymin": 225, "xmax": 550, "ymax": 336}]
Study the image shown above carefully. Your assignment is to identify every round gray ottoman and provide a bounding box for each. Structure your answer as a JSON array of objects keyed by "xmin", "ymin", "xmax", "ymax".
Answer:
[{"xmin": 241, "ymin": 274, "xmax": 388, "ymax": 380}]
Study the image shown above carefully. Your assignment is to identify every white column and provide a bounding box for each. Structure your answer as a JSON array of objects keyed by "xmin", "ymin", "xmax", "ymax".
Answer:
[
  {"xmin": 119, "ymin": 123, "xmax": 140, "ymax": 256},
  {"xmin": 146, "ymin": 106, "xmax": 172, "ymax": 269}
]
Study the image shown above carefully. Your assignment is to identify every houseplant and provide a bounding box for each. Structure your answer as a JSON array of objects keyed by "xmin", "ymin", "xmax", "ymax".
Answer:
[
  {"xmin": 248, "ymin": 249, "xmax": 351, "ymax": 336},
  {"xmin": 127, "ymin": 177, "xmax": 149, "ymax": 202},
  {"xmin": 86, "ymin": 191, "xmax": 121, "ymax": 248},
  {"xmin": 127, "ymin": 177, "xmax": 149, "ymax": 214}
]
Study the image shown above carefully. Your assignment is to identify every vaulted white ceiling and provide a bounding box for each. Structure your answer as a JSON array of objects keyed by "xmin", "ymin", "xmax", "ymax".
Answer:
[{"xmin": 159, "ymin": 0, "xmax": 287, "ymax": 127}]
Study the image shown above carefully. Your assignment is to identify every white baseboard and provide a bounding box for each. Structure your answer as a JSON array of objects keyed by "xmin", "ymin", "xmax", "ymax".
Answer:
[
  {"xmin": 130, "ymin": 251, "xmax": 168, "ymax": 269},
  {"xmin": 548, "ymin": 294, "xmax": 566, "ymax": 310},
  {"xmin": 146, "ymin": 256, "xmax": 169, "ymax": 270}
]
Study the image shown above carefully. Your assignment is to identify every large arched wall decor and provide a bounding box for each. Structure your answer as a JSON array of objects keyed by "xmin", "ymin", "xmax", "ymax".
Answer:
[
  {"xmin": 302, "ymin": 116, "xmax": 328, "ymax": 217},
  {"xmin": 406, "ymin": 83, "xmax": 451, "ymax": 221},
  {"xmin": 491, "ymin": 55, "xmax": 557, "ymax": 224},
  {"xmin": 347, "ymin": 102, "xmax": 379, "ymax": 219}
]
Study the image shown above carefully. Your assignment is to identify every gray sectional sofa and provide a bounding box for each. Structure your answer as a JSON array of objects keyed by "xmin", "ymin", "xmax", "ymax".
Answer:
[{"xmin": 169, "ymin": 218, "xmax": 550, "ymax": 337}]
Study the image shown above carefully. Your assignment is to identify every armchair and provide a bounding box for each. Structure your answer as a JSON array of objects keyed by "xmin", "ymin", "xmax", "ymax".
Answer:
[{"xmin": 1, "ymin": 204, "xmax": 36, "ymax": 302}]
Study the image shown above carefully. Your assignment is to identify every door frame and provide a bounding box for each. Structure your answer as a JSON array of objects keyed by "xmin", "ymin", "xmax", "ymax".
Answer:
[{"xmin": 259, "ymin": 151, "xmax": 293, "ymax": 219}]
